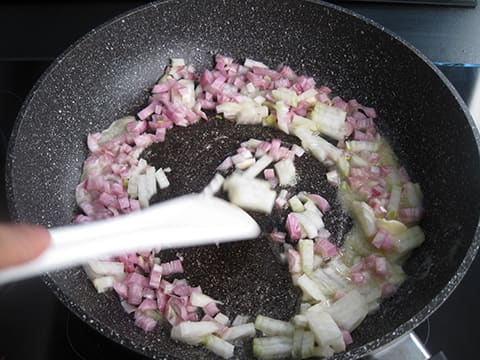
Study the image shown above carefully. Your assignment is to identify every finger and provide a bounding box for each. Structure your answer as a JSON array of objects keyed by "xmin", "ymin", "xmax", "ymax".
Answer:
[{"xmin": 0, "ymin": 224, "xmax": 51, "ymax": 269}]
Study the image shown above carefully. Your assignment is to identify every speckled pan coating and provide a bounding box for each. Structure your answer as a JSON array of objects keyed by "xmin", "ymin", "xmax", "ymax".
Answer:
[{"xmin": 6, "ymin": 0, "xmax": 480, "ymax": 359}]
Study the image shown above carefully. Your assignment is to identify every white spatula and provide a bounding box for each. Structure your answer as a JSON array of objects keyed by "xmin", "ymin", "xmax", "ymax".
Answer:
[{"xmin": 0, "ymin": 194, "xmax": 260, "ymax": 285}]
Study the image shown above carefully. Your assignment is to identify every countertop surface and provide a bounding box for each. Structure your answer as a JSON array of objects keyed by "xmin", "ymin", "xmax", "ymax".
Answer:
[{"xmin": 0, "ymin": 1, "xmax": 479, "ymax": 63}]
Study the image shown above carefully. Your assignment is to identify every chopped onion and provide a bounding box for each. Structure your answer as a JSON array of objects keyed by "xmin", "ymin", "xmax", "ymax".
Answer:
[
  {"xmin": 254, "ymin": 315, "xmax": 294, "ymax": 337},
  {"xmin": 291, "ymin": 144, "xmax": 305, "ymax": 157},
  {"xmin": 307, "ymin": 311, "xmax": 345, "ymax": 352},
  {"xmin": 203, "ymin": 335, "xmax": 234, "ymax": 359},
  {"xmin": 190, "ymin": 292, "xmax": 218, "ymax": 307},
  {"xmin": 274, "ymin": 159, "xmax": 296, "ymax": 186},
  {"xmin": 222, "ymin": 323, "xmax": 256, "ymax": 341},
  {"xmin": 301, "ymin": 330, "xmax": 315, "ymax": 359},
  {"xmin": 288, "ymin": 195, "xmax": 304, "ymax": 212},
  {"xmin": 299, "ymin": 239, "xmax": 314, "ymax": 274},
  {"xmin": 324, "ymin": 289, "xmax": 367, "ymax": 332},
  {"xmin": 214, "ymin": 313, "xmax": 230, "ymax": 326},
  {"xmin": 223, "ymin": 174, "xmax": 276, "ymax": 214},
  {"xmin": 203, "ymin": 173, "xmax": 225, "ymax": 196},
  {"xmin": 243, "ymin": 155, "xmax": 273, "ymax": 178},
  {"xmin": 310, "ymin": 102, "xmax": 347, "ymax": 141},
  {"xmin": 297, "ymin": 274, "xmax": 328, "ymax": 303},
  {"xmin": 171, "ymin": 321, "xmax": 219, "ymax": 345},
  {"xmin": 252, "ymin": 337, "xmax": 293, "ymax": 360},
  {"xmin": 155, "ymin": 168, "xmax": 170, "ymax": 189},
  {"xmin": 93, "ymin": 276, "xmax": 115, "ymax": 293},
  {"xmin": 288, "ymin": 248, "xmax": 301, "ymax": 274},
  {"xmin": 232, "ymin": 314, "xmax": 250, "ymax": 327}
]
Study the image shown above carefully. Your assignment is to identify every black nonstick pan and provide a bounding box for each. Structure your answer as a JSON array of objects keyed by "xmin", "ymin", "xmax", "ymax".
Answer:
[{"xmin": 6, "ymin": 0, "xmax": 480, "ymax": 359}]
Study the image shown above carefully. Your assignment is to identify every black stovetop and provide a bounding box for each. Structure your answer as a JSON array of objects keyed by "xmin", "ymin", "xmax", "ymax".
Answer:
[{"xmin": 0, "ymin": 62, "xmax": 479, "ymax": 360}]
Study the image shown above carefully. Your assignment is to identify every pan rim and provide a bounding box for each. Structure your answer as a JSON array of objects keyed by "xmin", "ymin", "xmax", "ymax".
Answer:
[{"xmin": 6, "ymin": 0, "xmax": 480, "ymax": 359}]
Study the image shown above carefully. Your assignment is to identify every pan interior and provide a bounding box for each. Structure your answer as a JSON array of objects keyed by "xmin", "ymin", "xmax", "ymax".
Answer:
[{"xmin": 7, "ymin": 0, "xmax": 480, "ymax": 359}]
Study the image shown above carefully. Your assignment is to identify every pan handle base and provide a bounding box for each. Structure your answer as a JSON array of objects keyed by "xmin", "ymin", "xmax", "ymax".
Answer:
[{"xmin": 365, "ymin": 332, "xmax": 446, "ymax": 360}]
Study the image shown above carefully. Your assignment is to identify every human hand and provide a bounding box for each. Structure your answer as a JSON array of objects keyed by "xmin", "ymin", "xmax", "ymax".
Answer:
[{"xmin": 0, "ymin": 224, "xmax": 51, "ymax": 269}]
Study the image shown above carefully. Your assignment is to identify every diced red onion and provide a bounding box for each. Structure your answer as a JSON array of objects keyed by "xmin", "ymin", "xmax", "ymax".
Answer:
[
  {"xmin": 204, "ymin": 302, "xmax": 220, "ymax": 317},
  {"xmin": 156, "ymin": 291, "xmax": 169, "ymax": 313},
  {"xmin": 264, "ymin": 168, "xmax": 276, "ymax": 181},
  {"xmin": 138, "ymin": 298, "xmax": 158, "ymax": 312},
  {"xmin": 121, "ymin": 300, "xmax": 137, "ymax": 314},
  {"xmin": 382, "ymin": 283, "xmax": 397, "ymax": 298},
  {"xmin": 307, "ymin": 193, "xmax": 330, "ymax": 212},
  {"xmin": 142, "ymin": 287, "xmax": 156, "ymax": 300},
  {"xmin": 269, "ymin": 230, "xmax": 286, "ymax": 243},
  {"xmin": 173, "ymin": 285, "xmax": 192, "ymax": 297},
  {"xmin": 113, "ymin": 280, "xmax": 128, "ymax": 299},
  {"xmin": 288, "ymin": 249, "xmax": 301, "ymax": 273},
  {"xmin": 149, "ymin": 263, "xmax": 162, "ymax": 289},
  {"xmin": 286, "ymin": 213, "xmax": 302, "ymax": 241},
  {"xmin": 334, "ymin": 291, "xmax": 345, "ymax": 301},
  {"xmin": 351, "ymin": 272, "xmax": 365, "ymax": 284},
  {"xmin": 125, "ymin": 272, "xmax": 148, "ymax": 287},
  {"xmin": 161, "ymin": 260, "xmax": 184, "ymax": 276},
  {"xmin": 314, "ymin": 239, "xmax": 338, "ymax": 257},
  {"xmin": 342, "ymin": 330, "xmax": 353, "ymax": 345},
  {"xmin": 134, "ymin": 312, "xmax": 157, "ymax": 332},
  {"xmin": 127, "ymin": 283, "xmax": 144, "ymax": 305},
  {"xmin": 398, "ymin": 207, "xmax": 424, "ymax": 225},
  {"xmin": 374, "ymin": 257, "xmax": 388, "ymax": 278}
]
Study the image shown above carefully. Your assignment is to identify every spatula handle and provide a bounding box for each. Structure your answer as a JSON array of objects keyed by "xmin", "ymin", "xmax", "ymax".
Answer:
[{"xmin": 0, "ymin": 195, "xmax": 260, "ymax": 285}]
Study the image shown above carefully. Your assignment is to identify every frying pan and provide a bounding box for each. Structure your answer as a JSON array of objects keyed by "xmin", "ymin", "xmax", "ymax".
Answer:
[{"xmin": 6, "ymin": 0, "xmax": 480, "ymax": 359}]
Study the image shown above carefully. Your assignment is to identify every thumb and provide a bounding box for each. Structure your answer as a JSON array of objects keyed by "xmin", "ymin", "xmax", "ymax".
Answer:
[{"xmin": 0, "ymin": 224, "xmax": 51, "ymax": 269}]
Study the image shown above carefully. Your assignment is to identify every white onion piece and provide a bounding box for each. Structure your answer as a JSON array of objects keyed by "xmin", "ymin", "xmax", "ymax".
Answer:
[
  {"xmin": 301, "ymin": 331, "xmax": 315, "ymax": 359},
  {"xmin": 145, "ymin": 166, "xmax": 157, "ymax": 198},
  {"xmin": 297, "ymin": 274, "xmax": 328, "ymax": 303},
  {"xmin": 155, "ymin": 168, "xmax": 170, "ymax": 189},
  {"xmin": 222, "ymin": 323, "xmax": 256, "ymax": 341},
  {"xmin": 93, "ymin": 276, "xmax": 115, "ymax": 293},
  {"xmin": 170, "ymin": 58, "xmax": 185, "ymax": 66},
  {"xmin": 352, "ymin": 201, "xmax": 377, "ymax": 237},
  {"xmin": 214, "ymin": 313, "xmax": 230, "ymax": 326},
  {"xmin": 272, "ymin": 88, "xmax": 298, "ymax": 107},
  {"xmin": 291, "ymin": 144, "xmax": 305, "ymax": 157},
  {"xmin": 241, "ymin": 138, "xmax": 262, "ymax": 149},
  {"xmin": 274, "ymin": 159, "xmax": 296, "ymax": 186},
  {"xmin": 97, "ymin": 116, "xmax": 135, "ymax": 145},
  {"xmin": 232, "ymin": 314, "xmax": 250, "ymax": 327},
  {"xmin": 244, "ymin": 58, "xmax": 267, "ymax": 68},
  {"xmin": 242, "ymin": 155, "xmax": 273, "ymax": 178},
  {"xmin": 223, "ymin": 175, "xmax": 276, "ymax": 214},
  {"xmin": 293, "ymin": 212, "xmax": 318, "ymax": 239},
  {"xmin": 393, "ymin": 226, "xmax": 425, "ymax": 255},
  {"xmin": 310, "ymin": 102, "xmax": 346, "ymax": 141},
  {"xmin": 190, "ymin": 292, "xmax": 219, "ymax": 307},
  {"xmin": 292, "ymin": 314, "xmax": 308, "ymax": 328},
  {"xmin": 325, "ymin": 289, "xmax": 368, "ymax": 332},
  {"xmin": 171, "ymin": 321, "xmax": 219, "ymax": 345},
  {"xmin": 203, "ymin": 173, "xmax": 225, "ymax": 196},
  {"xmin": 307, "ymin": 311, "xmax": 345, "ymax": 353},
  {"xmin": 254, "ymin": 315, "xmax": 294, "ymax": 337},
  {"xmin": 299, "ymin": 239, "xmax": 314, "ymax": 274},
  {"xmin": 274, "ymin": 101, "xmax": 290, "ymax": 134},
  {"xmin": 253, "ymin": 337, "xmax": 293, "ymax": 360},
  {"xmin": 298, "ymin": 89, "xmax": 318, "ymax": 103},
  {"xmin": 86, "ymin": 260, "xmax": 124, "ymax": 277},
  {"xmin": 137, "ymin": 174, "xmax": 150, "ymax": 208},
  {"xmin": 203, "ymin": 335, "xmax": 234, "ymax": 359},
  {"xmin": 288, "ymin": 196, "xmax": 304, "ymax": 212},
  {"xmin": 292, "ymin": 115, "xmax": 317, "ymax": 132},
  {"xmin": 127, "ymin": 175, "xmax": 139, "ymax": 198},
  {"xmin": 292, "ymin": 328, "xmax": 304, "ymax": 358}
]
